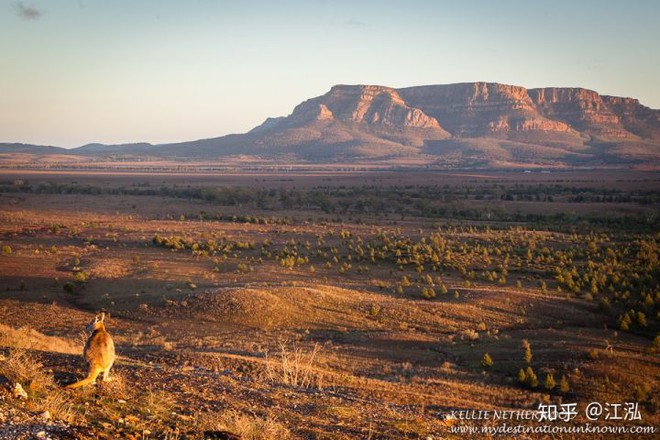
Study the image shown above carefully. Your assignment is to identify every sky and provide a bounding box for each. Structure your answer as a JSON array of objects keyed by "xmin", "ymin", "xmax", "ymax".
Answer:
[{"xmin": 2, "ymin": 0, "xmax": 659, "ymax": 148}]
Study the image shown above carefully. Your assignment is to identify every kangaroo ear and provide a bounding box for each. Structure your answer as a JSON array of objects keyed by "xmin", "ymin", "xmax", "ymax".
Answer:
[{"xmin": 98, "ymin": 312, "xmax": 105, "ymax": 322}]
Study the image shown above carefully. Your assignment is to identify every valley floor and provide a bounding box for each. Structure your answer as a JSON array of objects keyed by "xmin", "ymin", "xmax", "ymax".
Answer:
[{"xmin": 0, "ymin": 170, "xmax": 658, "ymax": 439}]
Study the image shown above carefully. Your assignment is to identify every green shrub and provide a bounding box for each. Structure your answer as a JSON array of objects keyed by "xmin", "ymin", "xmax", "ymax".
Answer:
[
  {"xmin": 481, "ymin": 353, "xmax": 493, "ymax": 369},
  {"xmin": 559, "ymin": 375, "xmax": 570, "ymax": 393},
  {"xmin": 525, "ymin": 367, "xmax": 538, "ymax": 388},
  {"xmin": 544, "ymin": 373, "xmax": 556, "ymax": 390}
]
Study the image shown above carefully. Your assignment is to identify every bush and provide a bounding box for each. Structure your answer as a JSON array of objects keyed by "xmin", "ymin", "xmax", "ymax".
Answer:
[
  {"xmin": 559, "ymin": 375, "xmax": 570, "ymax": 393},
  {"xmin": 460, "ymin": 329, "xmax": 479, "ymax": 341},
  {"xmin": 0, "ymin": 349, "xmax": 54, "ymax": 393},
  {"xmin": 421, "ymin": 286, "xmax": 436, "ymax": 299},
  {"xmin": 265, "ymin": 342, "xmax": 323, "ymax": 390},
  {"xmin": 525, "ymin": 366, "xmax": 538, "ymax": 388},
  {"xmin": 196, "ymin": 409, "xmax": 291, "ymax": 440},
  {"xmin": 544, "ymin": 373, "xmax": 556, "ymax": 390},
  {"xmin": 73, "ymin": 271, "xmax": 89, "ymax": 284},
  {"xmin": 522, "ymin": 339, "xmax": 532, "ymax": 364},
  {"xmin": 2, "ymin": 245, "xmax": 12, "ymax": 255},
  {"xmin": 481, "ymin": 353, "xmax": 493, "ymax": 369}
]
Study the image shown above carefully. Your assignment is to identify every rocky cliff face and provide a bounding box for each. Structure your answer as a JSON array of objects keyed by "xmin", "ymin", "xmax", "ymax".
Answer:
[
  {"xmin": 528, "ymin": 88, "xmax": 631, "ymax": 138},
  {"xmin": 253, "ymin": 82, "xmax": 659, "ymax": 147},
  {"xmin": 601, "ymin": 95, "xmax": 660, "ymax": 140},
  {"xmin": 63, "ymin": 82, "xmax": 658, "ymax": 167},
  {"xmin": 287, "ymin": 85, "xmax": 446, "ymax": 131},
  {"xmin": 398, "ymin": 83, "xmax": 570, "ymax": 136}
]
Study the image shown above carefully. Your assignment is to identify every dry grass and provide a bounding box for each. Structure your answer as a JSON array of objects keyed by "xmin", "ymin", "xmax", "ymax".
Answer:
[
  {"xmin": 196, "ymin": 410, "xmax": 291, "ymax": 440},
  {"xmin": 265, "ymin": 341, "xmax": 323, "ymax": 390},
  {"xmin": 96, "ymin": 369, "xmax": 134, "ymax": 401},
  {"xmin": 0, "ymin": 323, "xmax": 78, "ymax": 354},
  {"xmin": 0, "ymin": 348, "xmax": 54, "ymax": 392},
  {"xmin": 0, "ymin": 347, "xmax": 84, "ymax": 424},
  {"xmin": 0, "ymin": 170, "xmax": 658, "ymax": 438},
  {"xmin": 38, "ymin": 389, "xmax": 82, "ymax": 424},
  {"xmin": 141, "ymin": 385, "xmax": 177, "ymax": 422}
]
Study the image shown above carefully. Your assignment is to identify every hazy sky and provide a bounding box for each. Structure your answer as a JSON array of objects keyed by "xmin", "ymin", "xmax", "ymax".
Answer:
[{"xmin": 2, "ymin": 0, "xmax": 659, "ymax": 148}]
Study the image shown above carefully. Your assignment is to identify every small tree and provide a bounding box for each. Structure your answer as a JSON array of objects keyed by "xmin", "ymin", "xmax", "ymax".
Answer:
[
  {"xmin": 74, "ymin": 271, "xmax": 89, "ymax": 284},
  {"xmin": 544, "ymin": 373, "xmax": 556, "ymax": 391},
  {"xmin": 518, "ymin": 368, "xmax": 527, "ymax": 384},
  {"xmin": 522, "ymin": 339, "xmax": 533, "ymax": 364},
  {"xmin": 636, "ymin": 312, "xmax": 648, "ymax": 328},
  {"xmin": 559, "ymin": 375, "xmax": 570, "ymax": 393},
  {"xmin": 651, "ymin": 335, "xmax": 660, "ymax": 353},
  {"xmin": 482, "ymin": 353, "xmax": 493, "ymax": 369},
  {"xmin": 421, "ymin": 287, "xmax": 436, "ymax": 299},
  {"xmin": 525, "ymin": 366, "xmax": 538, "ymax": 388}
]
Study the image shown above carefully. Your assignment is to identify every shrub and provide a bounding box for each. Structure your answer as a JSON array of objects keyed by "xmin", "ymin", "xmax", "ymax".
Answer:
[
  {"xmin": 633, "ymin": 383, "xmax": 651, "ymax": 402},
  {"xmin": 73, "ymin": 271, "xmax": 89, "ymax": 284},
  {"xmin": 265, "ymin": 342, "xmax": 323, "ymax": 390},
  {"xmin": 522, "ymin": 339, "xmax": 532, "ymax": 364},
  {"xmin": 0, "ymin": 349, "xmax": 54, "ymax": 393},
  {"xmin": 544, "ymin": 373, "xmax": 556, "ymax": 390},
  {"xmin": 559, "ymin": 375, "xmax": 570, "ymax": 393},
  {"xmin": 651, "ymin": 335, "xmax": 660, "ymax": 353},
  {"xmin": 421, "ymin": 286, "xmax": 436, "ymax": 299},
  {"xmin": 460, "ymin": 329, "xmax": 479, "ymax": 342},
  {"xmin": 2, "ymin": 245, "xmax": 12, "ymax": 255},
  {"xmin": 196, "ymin": 409, "xmax": 291, "ymax": 440},
  {"xmin": 481, "ymin": 353, "xmax": 493, "ymax": 369},
  {"xmin": 525, "ymin": 366, "xmax": 538, "ymax": 388}
]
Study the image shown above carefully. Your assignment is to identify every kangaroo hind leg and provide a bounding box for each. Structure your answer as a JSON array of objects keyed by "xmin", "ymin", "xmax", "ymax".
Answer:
[{"xmin": 102, "ymin": 362, "xmax": 114, "ymax": 382}]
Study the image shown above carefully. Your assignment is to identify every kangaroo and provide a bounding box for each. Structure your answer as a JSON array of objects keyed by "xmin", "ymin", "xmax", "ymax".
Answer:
[{"xmin": 66, "ymin": 312, "xmax": 115, "ymax": 389}]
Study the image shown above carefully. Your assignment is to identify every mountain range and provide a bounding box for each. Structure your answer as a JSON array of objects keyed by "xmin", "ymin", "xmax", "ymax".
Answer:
[{"xmin": 2, "ymin": 82, "xmax": 659, "ymax": 168}]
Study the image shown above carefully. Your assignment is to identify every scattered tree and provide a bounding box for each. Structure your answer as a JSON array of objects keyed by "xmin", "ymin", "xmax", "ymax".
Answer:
[
  {"xmin": 544, "ymin": 373, "xmax": 556, "ymax": 390},
  {"xmin": 481, "ymin": 353, "xmax": 493, "ymax": 369},
  {"xmin": 522, "ymin": 339, "xmax": 533, "ymax": 364}
]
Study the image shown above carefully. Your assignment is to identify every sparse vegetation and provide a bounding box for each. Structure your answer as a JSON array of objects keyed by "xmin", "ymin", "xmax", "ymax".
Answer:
[
  {"xmin": 481, "ymin": 353, "xmax": 493, "ymax": 369},
  {"xmin": 544, "ymin": 373, "xmax": 556, "ymax": 391},
  {"xmin": 0, "ymin": 348, "xmax": 54, "ymax": 392},
  {"xmin": 0, "ymin": 169, "xmax": 658, "ymax": 437},
  {"xmin": 522, "ymin": 339, "xmax": 533, "ymax": 364},
  {"xmin": 265, "ymin": 342, "xmax": 323, "ymax": 390}
]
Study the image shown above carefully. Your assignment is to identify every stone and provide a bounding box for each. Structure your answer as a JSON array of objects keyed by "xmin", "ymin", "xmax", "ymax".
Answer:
[{"xmin": 12, "ymin": 383, "xmax": 27, "ymax": 399}]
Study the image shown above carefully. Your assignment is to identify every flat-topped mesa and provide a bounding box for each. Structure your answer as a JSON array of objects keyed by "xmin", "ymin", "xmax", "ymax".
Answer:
[
  {"xmin": 398, "ymin": 82, "xmax": 571, "ymax": 136},
  {"xmin": 601, "ymin": 95, "xmax": 641, "ymax": 108},
  {"xmin": 400, "ymin": 82, "xmax": 534, "ymax": 110},
  {"xmin": 272, "ymin": 83, "xmax": 657, "ymax": 140},
  {"xmin": 31, "ymin": 80, "xmax": 657, "ymax": 167},
  {"xmin": 290, "ymin": 84, "xmax": 444, "ymax": 130},
  {"xmin": 529, "ymin": 86, "xmax": 600, "ymax": 104}
]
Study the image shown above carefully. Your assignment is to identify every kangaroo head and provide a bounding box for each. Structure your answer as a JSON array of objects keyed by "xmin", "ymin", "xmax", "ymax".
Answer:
[{"xmin": 86, "ymin": 312, "xmax": 107, "ymax": 332}]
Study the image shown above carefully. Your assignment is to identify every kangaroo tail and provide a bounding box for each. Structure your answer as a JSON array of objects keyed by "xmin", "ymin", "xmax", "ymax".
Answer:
[{"xmin": 65, "ymin": 367, "xmax": 103, "ymax": 389}]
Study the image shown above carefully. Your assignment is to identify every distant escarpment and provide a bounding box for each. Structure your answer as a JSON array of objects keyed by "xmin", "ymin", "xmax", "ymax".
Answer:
[
  {"xmin": 3, "ymin": 82, "xmax": 659, "ymax": 168},
  {"xmin": 162, "ymin": 82, "xmax": 658, "ymax": 167}
]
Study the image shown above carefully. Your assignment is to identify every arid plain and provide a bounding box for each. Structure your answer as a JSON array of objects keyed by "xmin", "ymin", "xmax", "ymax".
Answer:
[{"xmin": 0, "ymin": 168, "xmax": 658, "ymax": 439}]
